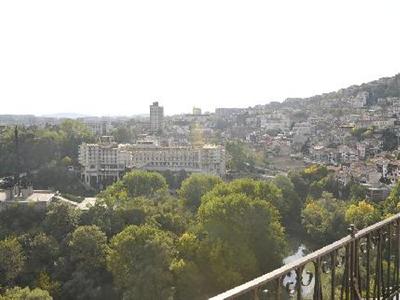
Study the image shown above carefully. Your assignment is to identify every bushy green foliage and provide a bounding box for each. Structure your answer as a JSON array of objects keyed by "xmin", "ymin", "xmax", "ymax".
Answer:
[
  {"xmin": 122, "ymin": 170, "xmax": 167, "ymax": 198},
  {"xmin": 272, "ymin": 175, "xmax": 303, "ymax": 231},
  {"xmin": 158, "ymin": 169, "xmax": 188, "ymax": 190},
  {"xmin": 345, "ymin": 200, "xmax": 380, "ymax": 229},
  {"xmin": 110, "ymin": 125, "xmax": 137, "ymax": 143},
  {"xmin": 0, "ymin": 237, "xmax": 26, "ymax": 285},
  {"xmin": 202, "ymin": 178, "xmax": 292, "ymax": 226},
  {"xmin": 32, "ymin": 162, "xmax": 94, "ymax": 196},
  {"xmin": 301, "ymin": 193, "xmax": 347, "ymax": 245},
  {"xmin": 178, "ymin": 174, "xmax": 222, "ymax": 211},
  {"xmin": 26, "ymin": 233, "xmax": 59, "ymax": 276},
  {"xmin": 0, "ymin": 121, "xmax": 94, "ymax": 178},
  {"xmin": 0, "ymin": 162, "xmax": 390, "ymax": 299},
  {"xmin": 198, "ymin": 194, "xmax": 286, "ymax": 286},
  {"xmin": 98, "ymin": 171, "xmax": 168, "ymax": 207},
  {"xmin": 351, "ymin": 127, "xmax": 368, "ymax": 141},
  {"xmin": 171, "ymin": 190, "xmax": 287, "ymax": 297},
  {"xmin": 302, "ymin": 164, "xmax": 328, "ymax": 183},
  {"xmin": 69, "ymin": 226, "xmax": 108, "ymax": 273},
  {"xmin": 43, "ymin": 201, "xmax": 80, "ymax": 241},
  {"xmin": 0, "ymin": 122, "xmax": 94, "ymax": 200},
  {"xmin": 382, "ymin": 128, "xmax": 399, "ymax": 151},
  {"xmin": 0, "ymin": 204, "xmax": 46, "ymax": 239},
  {"xmin": 107, "ymin": 225, "xmax": 175, "ymax": 300},
  {"xmin": 0, "ymin": 286, "xmax": 52, "ymax": 300},
  {"xmin": 289, "ymin": 170, "xmax": 310, "ymax": 195},
  {"xmin": 226, "ymin": 141, "xmax": 257, "ymax": 173},
  {"xmin": 382, "ymin": 181, "xmax": 400, "ymax": 216}
]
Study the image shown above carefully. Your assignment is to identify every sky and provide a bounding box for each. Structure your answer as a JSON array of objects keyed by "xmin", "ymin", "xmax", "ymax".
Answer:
[{"xmin": 1, "ymin": 1, "xmax": 400, "ymax": 116}]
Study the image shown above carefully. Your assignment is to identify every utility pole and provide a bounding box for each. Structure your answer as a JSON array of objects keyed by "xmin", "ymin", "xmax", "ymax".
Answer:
[{"xmin": 14, "ymin": 125, "xmax": 20, "ymax": 196}]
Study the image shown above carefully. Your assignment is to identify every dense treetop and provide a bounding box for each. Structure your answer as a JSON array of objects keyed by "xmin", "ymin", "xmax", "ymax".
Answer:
[{"xmin": 0, "ymin": 167, "xmax": 398, "ymax": 299}]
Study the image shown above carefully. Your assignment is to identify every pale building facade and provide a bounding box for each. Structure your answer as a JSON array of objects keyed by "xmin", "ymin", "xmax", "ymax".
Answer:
[
  {"xmin": 121, "ymin": 143, "xmax": 225, "ymax": 176},
  {"xmin": 78, "ymin": 136, "xmax": 128, "ymax": 187},
  {"xmin": 79, "ymin": 137, "xmax": 226, "ymax": 187}
]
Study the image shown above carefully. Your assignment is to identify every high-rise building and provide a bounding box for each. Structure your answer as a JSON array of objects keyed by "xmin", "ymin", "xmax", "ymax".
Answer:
[
  {"xmin": 150, "ymin": 101, "xmax": 164, "ymax": 133},
  {"xmin": 192, "ymin": 107, "xmax": 202, "ymax": 115}
]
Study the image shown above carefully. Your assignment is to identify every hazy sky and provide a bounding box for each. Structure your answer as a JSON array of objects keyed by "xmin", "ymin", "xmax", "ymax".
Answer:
[{"xmin": 1, "ymin": 1, "xmax": 400, "ymax": 116}]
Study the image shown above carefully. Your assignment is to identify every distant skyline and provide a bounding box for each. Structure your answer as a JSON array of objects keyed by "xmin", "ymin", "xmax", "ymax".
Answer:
[{"xmin": 1, "ymin": 1, "xmax": 400, "ymax": 116}]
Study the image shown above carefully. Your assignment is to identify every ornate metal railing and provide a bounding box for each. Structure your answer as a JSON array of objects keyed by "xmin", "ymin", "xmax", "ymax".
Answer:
[{"xmin": 209, "ymin": 213, "xmax": 400, "ymax": 300}]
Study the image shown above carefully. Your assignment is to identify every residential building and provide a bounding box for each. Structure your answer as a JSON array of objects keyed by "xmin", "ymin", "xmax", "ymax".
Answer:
[
  {"xmin": 78, "ymin": 136, "xmax": 128, "ymax": 187},
  {"xmin": 150, "ymin": 101, "xmax": 164, "ymax": 133},
  {"xmin": 193, "ymin": 107, "xmax": 202, "ymax": 115}
]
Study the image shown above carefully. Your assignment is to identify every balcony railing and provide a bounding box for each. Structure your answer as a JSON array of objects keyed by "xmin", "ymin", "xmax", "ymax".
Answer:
[{"xmin": 209, "ymin": 213, "xmax": 400, "ymax": 300}]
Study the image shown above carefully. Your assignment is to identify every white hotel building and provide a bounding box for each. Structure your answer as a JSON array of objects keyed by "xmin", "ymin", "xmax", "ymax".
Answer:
[
  {"xmin": 78, "ymin": 136, "xmax": 129, "ymax": 187},
  {"xmin": 79, "ymin": 137, "xmax": 226, "ymax": 187}
]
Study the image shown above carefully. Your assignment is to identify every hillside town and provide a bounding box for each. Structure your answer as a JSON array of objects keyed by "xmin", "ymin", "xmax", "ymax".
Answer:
[
  {"xmin": 76, "ymin": 74, "xmax": 400, "ymax": 200},
  {"xmin": 2, "ymin": 75, "xmax": 400, "ymax": 203},
  {"xmin": 2, "ymin": 0, "xmax": 400, "ymax": 298}
]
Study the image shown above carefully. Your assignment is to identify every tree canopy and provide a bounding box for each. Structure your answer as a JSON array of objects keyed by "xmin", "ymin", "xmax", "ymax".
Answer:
[
  {"xmin": 107, "ymin": 225, "xmax": 175, "ymax": 300},
  {"xmin": 178, "ymin": 174, "xmax": 222, "ymax": 211}
]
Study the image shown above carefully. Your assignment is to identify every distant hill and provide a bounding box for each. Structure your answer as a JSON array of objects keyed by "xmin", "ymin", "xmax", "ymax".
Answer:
[
  {"xmin": 40, "ymin": 113, "xmax": 89, "ymax": 119},
  {"xmin": 285, "ymin": 73, "xmax": 400, "ymax": 106},
  {"xmin": 39, "ymin": 113, "xmax": 150, "ymax": 119}
]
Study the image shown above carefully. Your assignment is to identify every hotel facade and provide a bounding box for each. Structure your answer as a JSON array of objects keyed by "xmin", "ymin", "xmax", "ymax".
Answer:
[{"xmin": 79, "ymin": 137, "xmax": 226, "ymax": 187}]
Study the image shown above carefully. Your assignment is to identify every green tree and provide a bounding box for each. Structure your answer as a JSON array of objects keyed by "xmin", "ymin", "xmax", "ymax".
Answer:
[
  {"xmin": 97, "ymin": 181, "xmax": 129, "ymax": 208},
  {"xmin": 302, "ymin": 201, "xmax": 331, "ymax": 244},
  {"xmin": 345, "ymin": 201, "xmax": 380, "ymax": 229},
  {"xmin": 0, "ymin": 204, "xmax": 46, "ymax": 239},
  {"xmin": 351, "ymin": 127, "xmax": 368, "ymax": 141},
  {"xmin": 111, "ymin": 125, "xmax": 134, "ymax": 143},
  {"xmin": 43, "ymin": 202, "xmax": 80, "ymax": 241},
  {"xmin": 107, "ymin": 225, "xmax": 175, "ymax": 300},
  {"xmin": 226, "ymin": 141, "xmax": 256, "ymax": 173},
  {"xmin": 197, "ymin": 193, "xmax": 286, "ymax": 292},
  {"xmin": 61, "ymin": 271, "xmax": 115, "ymax": 300},
  {"xmin": 309, "ymin": 180, "xmax": 324, "ymax": 199},
  {"xmin": 63, "ymin": 226, "xmax": 112, "ymax": 300},
  {"xmin": 178, "ymin": 174, "xmax": 222, "ymax": 211},
  {"xmin": 32, "ymin": 163, "xmax": 92, "ymax": 196},
  {"xmin": 349, "ymin": 182, "xmax": 368, "ymax": 201},
  {"xmin": 383, "ymin": 181, "xmax": 400, "ymax": 216},
  {"xmin": 27, "ymin": 233, "xmax": 59, "ymax": 275},
  {"xmin": 302, "ymin": 164, "xmax": 328, "ymax": 183},
  {"xmin": 34, "ymin": 272, "xmax": 60, "ymax": 299},
  {"xmin": 170, "ymin": 233, "xmax": 205, "ymax": 300},
  {"xmin": 121, "ymin": 171, "xmax": 168, "ymax": 199},
  {"xmin": 0, "ymin": 287, "xmax": 51, "ymax": 300},
  {"xmin": 159, "ymin": 170, "xmax": 189, "ymax": 190},
  {"xmin": 69, "ymin": 226, "xmax": 108, "ymax": 273},
  {"xmin": 0, "ymin": 237, "xmax": 26, "ymax": 286},
  {"xmin": 288, "ymin": 171, "xmax": 309, "ymax": 201},
  {"xmin": 143, "ymin": 197, "xmax": 191, "ymax": 235},
  {"xmin": 273, "ymin": 175, "xmax": 302, "ymax": 231},
  {"xmin": 302, "ymin": 193, "xmax": 346, "ymax": 245},
  {"xmin": 59, "ymin": 119, "xmax": 94, "ymax": 160},
  {"xmin": 60, "ymin": 156, "xmax": 73, "ymax": 167},
  {"xmin": 382, "ymin": 128, "xmax": 398, "ymax": 151},
  {"xmin": 202, "ymin": 179, "xmax": 285, "ymax": 223}
]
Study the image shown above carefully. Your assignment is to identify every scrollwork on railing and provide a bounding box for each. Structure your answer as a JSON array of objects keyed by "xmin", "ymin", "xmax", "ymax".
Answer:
[{"xmin": 209, "ymin": 213, "xmax": 400, "ymax": 300}]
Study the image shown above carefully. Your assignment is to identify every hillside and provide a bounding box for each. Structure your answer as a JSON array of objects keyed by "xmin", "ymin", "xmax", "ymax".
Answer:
[{"xmin": 285, "ymin": 73, "xmax": 400, "ymax": 106}]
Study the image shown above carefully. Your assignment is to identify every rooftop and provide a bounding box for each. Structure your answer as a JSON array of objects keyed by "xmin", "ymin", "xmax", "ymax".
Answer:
[{"xmin": 0, "ymin": 190, "xmax": 54, "ymax": 203}]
